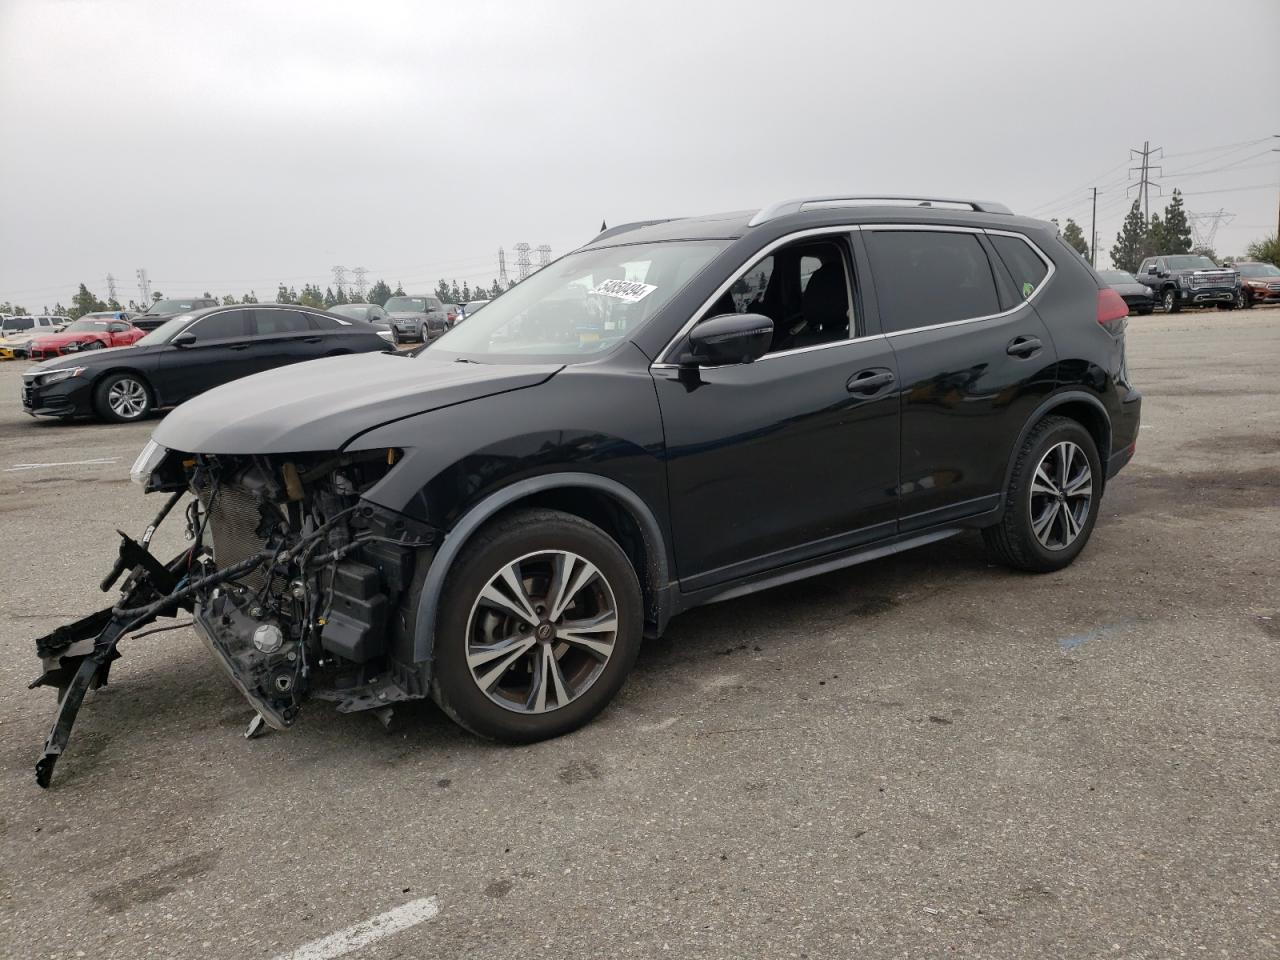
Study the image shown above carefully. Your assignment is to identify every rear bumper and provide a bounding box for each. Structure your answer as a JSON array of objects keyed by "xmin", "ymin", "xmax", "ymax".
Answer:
[{"xmin": 1107, "ymin": 388, "xmax": 1142, "ymax": 479}]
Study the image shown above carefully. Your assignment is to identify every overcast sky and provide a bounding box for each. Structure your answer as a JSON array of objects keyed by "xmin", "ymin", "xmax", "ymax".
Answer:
[{"xmin": 2, "ymin": 0, "xmax": 1277, "ymax": 308}]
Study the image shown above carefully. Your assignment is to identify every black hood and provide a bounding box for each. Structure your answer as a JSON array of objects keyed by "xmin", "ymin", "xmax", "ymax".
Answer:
[
  {"xmin": 151, "ymin": 352, "xmax": 563, "ymax": 454},
  {"xmin": 27, "ymin": 343, "xmax": 168, "ymax": 374}
]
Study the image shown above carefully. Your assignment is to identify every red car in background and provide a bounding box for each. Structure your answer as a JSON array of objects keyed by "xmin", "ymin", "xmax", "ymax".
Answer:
[{"xmin": 26, "ymin": 313, "xmax": 144, "ymax": 361}]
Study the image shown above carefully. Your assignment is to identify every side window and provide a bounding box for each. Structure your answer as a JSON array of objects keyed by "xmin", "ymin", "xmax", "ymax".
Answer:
[
  {"xmin": 701, "ymin": 237, "xmax": 855, "ymax": 354},
  {"xmin": 865, "ymin": 231, "xmax": 1000, "ymax": 333},
  {"xmin": 108, "ymin": 322, "xmax": 129, "ymax": 332},
  {"xmin": 252, "ymin": 309, "xmax": 309, "ymax": 335},
  {"xmin": 989, "ymin": 234, "xmax": 1049, "ymax": 300},
  {"xmin": 307, "ymin": 313, "xmax": 341, "ymax": 330},
  {"xmin": 189, "ymin": 310, "xmax": 249, "ymax": 341}
]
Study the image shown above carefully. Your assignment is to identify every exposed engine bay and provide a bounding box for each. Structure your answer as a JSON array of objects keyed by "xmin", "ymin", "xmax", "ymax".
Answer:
[{"xmin": 31, "ymin": 443, "xmax": 439, "ymax": 787}]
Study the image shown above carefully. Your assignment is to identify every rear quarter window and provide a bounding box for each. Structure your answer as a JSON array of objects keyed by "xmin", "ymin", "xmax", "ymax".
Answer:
[{"xmin": 989, "ymin": 234, "xmax": 1049, "ymax": 300}]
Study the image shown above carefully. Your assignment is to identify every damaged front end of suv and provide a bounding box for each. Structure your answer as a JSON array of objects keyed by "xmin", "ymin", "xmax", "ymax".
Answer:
[{"xmin": 32, "ymin": 440, "xmax": 439, "ymax": 787}]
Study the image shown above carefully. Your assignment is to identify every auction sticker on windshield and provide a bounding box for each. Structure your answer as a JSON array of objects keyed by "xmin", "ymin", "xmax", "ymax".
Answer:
[{"xmin": 591, "ymin": 279, "xmax": 657, "ymax": 303}]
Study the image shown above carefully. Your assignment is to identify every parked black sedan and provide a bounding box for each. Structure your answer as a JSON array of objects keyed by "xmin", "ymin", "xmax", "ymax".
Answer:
[
  {"xmin": 1097, "ymin": 270, "xmax": 1154, "ymax": 315},
  {"xmin": 21, "ymin": 304, "xmax": 390, "ymax": 423}
]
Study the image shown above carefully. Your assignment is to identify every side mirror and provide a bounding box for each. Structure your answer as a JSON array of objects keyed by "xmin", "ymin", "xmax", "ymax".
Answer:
[
  {"xmin": 171, "ymin": 332, "xmax": 197, "ymax": 347},
  {"xmin": 685, "ymin": 313, "xmax": 773, "ymax": 367}
]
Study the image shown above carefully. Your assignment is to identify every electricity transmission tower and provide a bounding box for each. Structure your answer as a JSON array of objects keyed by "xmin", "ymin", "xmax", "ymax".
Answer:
[
  {"xmin": 497, "ymin": 248, "xmax": 509, "ymax": 286},
  {"xmin": 515, "ymin": 243, "xmax": 532, "ymax": 281},
  {"xmin": 332, "ymin": 265, "xmax": 348, "ymax": 292},
  {"xmin": 135, "ymin": 268, "xmax": 151, "ymax": 304},
  {"xmin": 350, "ymin": 267, "xmax": 368, "ymax": 298},
  {"xmin": 1127, "ymin": 141, "xmax": 1163, "ymax": 220},
  {"xmin": 1188, "ymin": 209, "xmax": 1235, "ymax": 252},
  {"xmin": 106, "ymin": 274, "xmax": 118, "ymax": 304},
  {"xmin": 536, "ymin": 244, "xmax": 551, "ymax": 269}
]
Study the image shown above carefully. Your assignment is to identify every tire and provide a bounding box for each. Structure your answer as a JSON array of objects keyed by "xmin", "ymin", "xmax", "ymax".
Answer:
[
  {"xmin": 982, "ymin": 416, "xmax": 1102, "ymax": 573},
  {"xmin": 1235, "ymin": 288, "xmax": 1251, "ymax": 310},
  {"xmin": 391, "ymin": 329, "xmax": 402, "ymax": 346},
  {"xmin": 1162, "ymin": 288, "xmax": 1181, "ymax": 313},
  {"xmin": 83, "ymin": 340, "xmax": 104, "ymax": 350},
  {"xmin": 430, "ymin": 508, "xmax": 643, "ymax": 743},
  {"xmin": 93, "ymin": 371, "xmax": 153, "ymax": 423}
]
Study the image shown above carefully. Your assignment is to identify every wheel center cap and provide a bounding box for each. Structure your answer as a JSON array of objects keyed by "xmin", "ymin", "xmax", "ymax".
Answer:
[{"xmin": 535, "ymin": 622, "xmax": 554, "ymax": 641}]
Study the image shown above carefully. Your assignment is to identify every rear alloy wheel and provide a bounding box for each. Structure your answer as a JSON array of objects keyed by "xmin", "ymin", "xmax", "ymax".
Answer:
[
  {"xmin": 983, "ymin": 416, "xmax": 1102, "ymax": 572},
  {"xmin": 94, "ymin": 372, "xmax": 152, "ymax": 423},
  {"xmin": 1162, "ymin": 288, "xmax": 1181, "ymax": 313},
  {"xmin": 431, "ymin": 509, "xmax": 642, "ymax": 742}
]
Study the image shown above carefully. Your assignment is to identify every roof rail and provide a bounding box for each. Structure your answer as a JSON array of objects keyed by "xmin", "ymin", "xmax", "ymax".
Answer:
[{"xmin": 748, "ymin": 195, "xmax": 1013, "ymax": 227}]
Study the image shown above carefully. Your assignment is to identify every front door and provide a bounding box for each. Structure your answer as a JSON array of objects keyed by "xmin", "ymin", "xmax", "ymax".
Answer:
[
  {"xmin": 652, "ymin": 231, "xmax": 901, "ymax": 592},
  {"xmin": 157, "ymin": 308, "xmax": 253, "ymax": 404},
  {"xmin": 863, "ymin": 227, "xmax": 1059, "ymax": 530}
]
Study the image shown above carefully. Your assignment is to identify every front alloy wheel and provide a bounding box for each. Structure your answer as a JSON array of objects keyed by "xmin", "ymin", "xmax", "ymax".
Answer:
[
  {"xmin": 466, "ymin": 550, "xmax": 618, "ymax": 714},
  {"xmin": 431, "ymin": 508, "xmax": 643, "ymax": 742},
  {"xmin": 1029, "ymin": 441, "xmax": 1093, "ymax": 551},
  {"xmin": 94, "ymin": 372, "xmax": 152, "ymax": 422},
  {"xmin": 1162, "ymin": 288, "xmax": 1180, "ymax": 313},
  {"xmin": 1236, "ymin": 288, "xmax": 1251, "ymax": 310}
]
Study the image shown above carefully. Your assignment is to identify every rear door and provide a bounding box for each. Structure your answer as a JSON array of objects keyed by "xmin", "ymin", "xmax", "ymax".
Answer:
[
  {"xmin": 864, "ymin": 226, "xmax": 1058, "ymax": 530},
  {"xmin": 156, "ymin": 309, "xmax": 253, "ymax": 404},
  {"xmin": 238, "ymin": 308, "xmax": 328, "ymax": 375}
]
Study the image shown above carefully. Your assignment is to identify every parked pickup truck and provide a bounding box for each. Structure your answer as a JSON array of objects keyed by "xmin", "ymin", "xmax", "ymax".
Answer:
[{"xmin": 1137, "ymin": 254, "xmax": 1240, "ymax": 313}]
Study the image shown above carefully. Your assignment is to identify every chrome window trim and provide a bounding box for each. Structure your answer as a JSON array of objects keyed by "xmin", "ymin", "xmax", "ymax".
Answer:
[
  {"xmin": 651, "ymin": 222, "xmax": 1057, "ymax": 368},
  {"xmin": 652, "ymin": 225, "xmax": 866, "ymax": 369}
]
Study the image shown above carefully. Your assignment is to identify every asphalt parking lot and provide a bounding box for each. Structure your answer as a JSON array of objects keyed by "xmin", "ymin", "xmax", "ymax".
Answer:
[{"xmin": 0, "ymin": 309, "xmax": 1277, "ymax": 960}]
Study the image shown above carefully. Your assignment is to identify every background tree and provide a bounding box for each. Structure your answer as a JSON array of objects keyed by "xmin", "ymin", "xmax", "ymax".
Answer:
[
  {"xmin": 1061, "ymin": 218, "xmax": 1089, "ymax": 259},
  {"xmin": 151, "ymin": 291, "xmax": 163, "ymax": 303},
  {"xmin": 1245, "ymin": 234, "xmax": 1279, "ymax": 266},
  {"xmin": 333, "ymin": 286, "xmax": 349, "ymax": 305},
  {"xmin": 488, "ymin": 279, "xmax": 503, "ymax": 298},
  {"xmin": 276, "ymin": 284, "xmax": 291, "ymax": 304},
  {"xmin": 434, "ymin": 279, "xmax": 451, "ymax": 302},
  {"xmin": 347, "ymin": 288, "xmax": 365, "ymax": 303},
  {"xmin": 241, "ymin": 291, "xmax": 257, "ymax": 304},
  {"xmin": 202, "ymin": 291, "xmax": 214, "ymax": 299},
  {"xmin": 106, "ymin": 297, "xmax": 123, "ymax": 311},
  {"xmin": 393, "ymin": 282, "xmax": 405, "ymax": 296},
  {"xmin": 298, "ymin": 283, "xmax": 325, "ymax": 308},
  {"xmin": 1189, "ymin": 245, "xmax": 1218, "ymax": 263},
  {"xmin": 366, "ymin": 280, "xmax": 391, "ymax": 305},
  {"xmin": 0, "ymin": 301, "xmax": 29, "ymax": 315},
  {"xmin": 461, "ymin": 281, "xmax": 472, "ymax": 302},
  {"xmin": 70, "ymin": 283, "xmax": 108, "ymax": 318},
  {"xmin": 1145, "ymin": 213, "xmax": 1166, "ymax": 259},
  {"xmin": 323, "ymin": 286, "xmax": 337, "ymax": 308},
  {"xmin": 1161, "ymin": 189, "xmax": 1193, "ymax": 254},
  {"xmin": 1110, "ymin": 200, "xmax": 1147, "ymax": 273},
  {"xmin": 221, "ymin": 294, "xmax": 237, "ymax": 305},
  {"xmin": 448, "ymin": 280, "xmax": 462, "ymax": 303}
]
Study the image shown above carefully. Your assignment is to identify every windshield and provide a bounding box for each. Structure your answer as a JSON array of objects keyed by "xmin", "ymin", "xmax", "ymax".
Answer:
[
  {"xmin": 385, "ymin": 297, "xmax": 434, "ymax": 313},
  {"xmin": 1236, "ymin": 262, "xmax": 1280, "ymax": 278},
  {"xmin": 143, "ymin": 299, "xmax": 204, "ymax": 315},
  {"xmin": 328, "ymin": 304, "xmax": 368, "ymax": 319},
  {"xmin": 432, "ymin": 240, "xmax": 729, "ymax": 358},
  {"xmin": 62, "ymin": 319, "xmax": 112, "ymax": 333},
  {"xmin": 136, "ymin": 312, "xmax": 198, "ymax": 346},
  {"xmin": 3, "ymin": 317, "xmax": 34, "ymax": 331},
  {"xmin": 1098, "ymin": 270, "xmax": 1136, "ymax": 284},
  {"xmin": 1165, "ymin": 255, "xmax": 1219, "ymax": 270}
]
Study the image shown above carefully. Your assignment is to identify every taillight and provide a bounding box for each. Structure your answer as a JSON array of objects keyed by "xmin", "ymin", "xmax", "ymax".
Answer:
[{"xmin": 1097, "ymin": 287, "xmax": 1128, "ymax": 334}]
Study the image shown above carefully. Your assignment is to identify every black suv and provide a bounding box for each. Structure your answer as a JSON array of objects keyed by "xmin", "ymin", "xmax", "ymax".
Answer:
[
  {"xmin": 1136, "ymin": 254, "xmax": 1240, "ymax": 313},
  {"xmin": 32, "ymin": 195, "xmax": 1141, "ymax": 786}
]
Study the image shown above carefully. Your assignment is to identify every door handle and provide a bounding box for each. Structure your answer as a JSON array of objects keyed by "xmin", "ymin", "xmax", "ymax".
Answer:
[
  {"xmin": 303, "ymin": 336, "xmax": 323, "ymax": 344},
  {"xmin": 228, "ymin": 343, "xmax": 250, "ymax": 351},
  {"xmin": 846, "ymin": 369, "xmax": 895, "ymax": 394},
  {"xmin": 1006, "ymin": 335, "xmax": 1042, "ymax": 358}
]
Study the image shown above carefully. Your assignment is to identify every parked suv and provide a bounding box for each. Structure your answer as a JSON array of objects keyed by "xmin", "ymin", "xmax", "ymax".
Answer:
[
  {"xmin": 384, "ymin": 295, "xmax": 448, "ymax": 344},
  {"xmin": 0, "ymin": 315, "xmax": 65, "ymax": 359},
  {"xmin": 132, "ymin": 297, "xmax": 218, "ymax": 331},
  {"xmin": 1228, "ymin": 260, "xmax": 1280, "ymax": 308},
  {"xmin": 1136, "ymin": 254, "xmax": 1240, "ymax": 312},
  {"xmin": 31, "ymin": 195, "xmax": 1142, "ymax": 786}
]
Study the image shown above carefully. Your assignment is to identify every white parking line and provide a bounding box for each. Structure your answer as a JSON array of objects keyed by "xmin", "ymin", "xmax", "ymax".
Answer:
[
  {"xmin": 3, "ymin": 457, "xmax": 121, "ymax": 472},
  {"xmin": 272, "ymin": 897, "xmax": 441, "ymax": 960}
]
